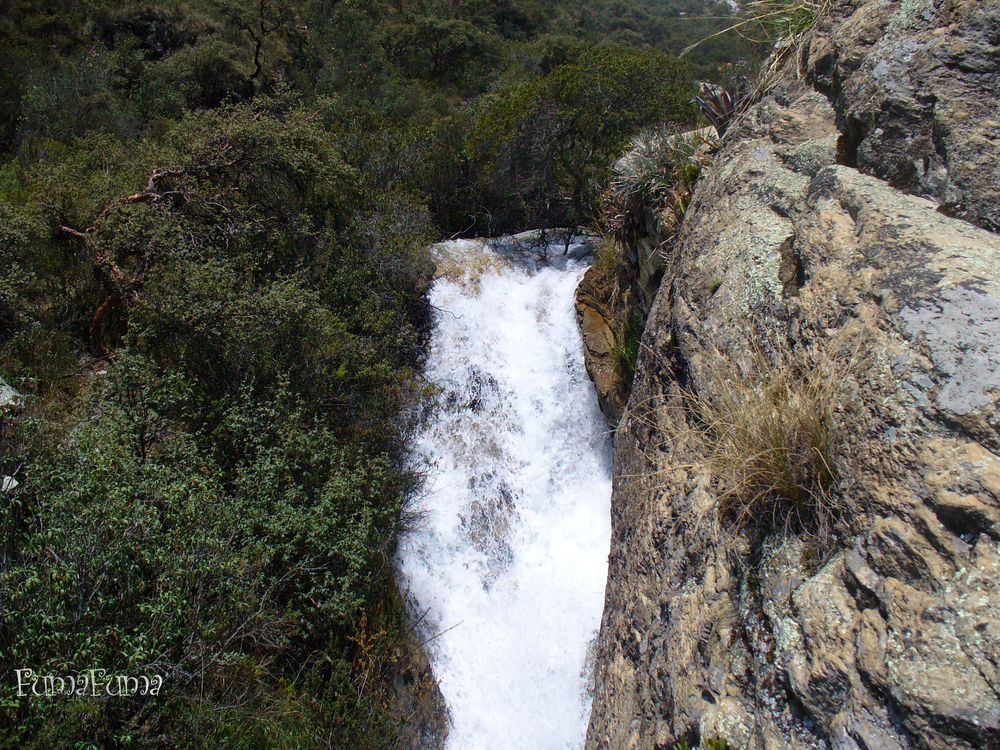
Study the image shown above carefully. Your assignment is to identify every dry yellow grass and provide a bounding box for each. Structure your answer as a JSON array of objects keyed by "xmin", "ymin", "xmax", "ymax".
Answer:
[
  {"xmin": 681, "ymin": 0, "xmax": 829, "ymax": 57},
  {"xmin": 686, "ymin": 335, "xmax": 855, "ymax": 539}
]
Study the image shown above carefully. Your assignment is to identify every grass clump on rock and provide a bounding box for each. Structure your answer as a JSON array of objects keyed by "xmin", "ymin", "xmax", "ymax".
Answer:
[
  {"xmin": 688, "ymin": 336, "xmax": 854, "ymax": 539},
  {"xmin": 604, "ymin": 126, "xmax": 713, "ymax": 248}
]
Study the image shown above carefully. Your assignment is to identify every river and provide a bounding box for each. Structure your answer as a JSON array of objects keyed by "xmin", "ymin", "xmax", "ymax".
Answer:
[{"xmin": 396, "ymin": 235, "xmax": 613, "ymax": 750}]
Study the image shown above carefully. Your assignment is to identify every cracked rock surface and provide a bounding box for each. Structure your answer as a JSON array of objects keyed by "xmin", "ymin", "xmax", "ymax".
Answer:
[{"xmin": 585, "ymin": 2, "xmax": 1000, "ymax": 748}]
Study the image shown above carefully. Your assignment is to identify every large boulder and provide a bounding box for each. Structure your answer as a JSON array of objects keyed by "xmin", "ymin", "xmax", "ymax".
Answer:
[
  {"xmin": 585, "ymin": 3, "xmax": 1000, "ymax": 748},
  {"xmin": 387, "ymin": 618, "xmax": 450, "ymax": 750},
  {"xmin": 808, "ymin": 0, "xmax": 1000, "ymax": 232}
]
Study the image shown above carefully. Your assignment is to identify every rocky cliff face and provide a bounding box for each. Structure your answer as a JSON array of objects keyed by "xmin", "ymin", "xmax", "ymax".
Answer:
[{"xmin": 585, "ymin": 2, "xmax": 1000, "ymax": 748}]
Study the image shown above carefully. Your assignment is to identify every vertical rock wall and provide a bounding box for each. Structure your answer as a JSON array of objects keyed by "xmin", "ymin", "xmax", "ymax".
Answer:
[{"xmin": 585, "ymin": 2, "xmax": 1000, "ymax": 748}]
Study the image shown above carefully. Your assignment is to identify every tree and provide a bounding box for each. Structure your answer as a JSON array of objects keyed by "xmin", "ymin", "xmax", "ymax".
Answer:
[
  {"xmin": 213, "ymin": 0, "xmax": 294, "ymax": 79},
  {"xmin": 466, "ymin": 45, "xmax": 697, "ymax": 232}
]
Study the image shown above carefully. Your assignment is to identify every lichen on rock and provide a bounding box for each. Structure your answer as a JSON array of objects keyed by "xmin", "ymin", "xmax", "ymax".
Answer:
[{"xmin": 582, "ymin": 2, "xmax": 1000, "ymax": 748}]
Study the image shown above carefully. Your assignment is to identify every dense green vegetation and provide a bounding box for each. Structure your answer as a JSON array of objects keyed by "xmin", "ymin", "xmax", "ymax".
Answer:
[
  {"xmin": 0, "ymin": 0, "xmax": 745, "ymax": 746},
  {"xmin": 1, "ymin": 91, "xmax": 435, "ymax": 748}
]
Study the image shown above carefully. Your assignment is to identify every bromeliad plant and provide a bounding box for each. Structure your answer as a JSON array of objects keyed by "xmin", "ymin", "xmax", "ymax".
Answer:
[
  {"xmin": 694, "ymin": 80, "xmax": 750, "ymax": 138},
  {"xmin": 603, "ymin": 127, "xmax": 713, "ymax": 247},
  {"xmin": 672, "ymin": 738, "xmax": 728, "ymax": 750},
  {"xmin": 684, "ymin": 0, "xmax": 828, "ymax": 135}
]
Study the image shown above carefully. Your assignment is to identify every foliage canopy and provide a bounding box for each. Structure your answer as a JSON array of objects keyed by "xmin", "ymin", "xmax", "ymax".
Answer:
[{"xmin": 0, "ymin": 0, "xmax": 747, "ymax": 745}]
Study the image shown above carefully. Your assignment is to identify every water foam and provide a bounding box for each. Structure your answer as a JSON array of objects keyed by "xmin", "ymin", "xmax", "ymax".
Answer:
[{"xmin": 396, "ymin": 238, "xmax": 612, "ymax": 750}]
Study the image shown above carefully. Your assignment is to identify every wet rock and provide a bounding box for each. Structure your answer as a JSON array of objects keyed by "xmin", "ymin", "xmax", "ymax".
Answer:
[
  {"xmin": 387, "ymin": 613, "xmax": 450, "ymax": 750},
  {"xmin": 575, "ymin": 265, "xmax": 628, "ymax": 426},
  {"xmin": 486, "ymin": 228, "xmax": 597, "ymax": 270}
]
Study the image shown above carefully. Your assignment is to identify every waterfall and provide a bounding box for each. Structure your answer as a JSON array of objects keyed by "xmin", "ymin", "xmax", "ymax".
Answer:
[{"xmin": 396, "ymin": 236, "xmax": 613, "ymax": 750}]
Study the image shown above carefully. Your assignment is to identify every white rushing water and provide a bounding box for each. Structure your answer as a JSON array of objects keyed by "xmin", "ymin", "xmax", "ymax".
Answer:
[{"xmin": 396, "ymin": 237, "xmax": 613, "ymax": 750}]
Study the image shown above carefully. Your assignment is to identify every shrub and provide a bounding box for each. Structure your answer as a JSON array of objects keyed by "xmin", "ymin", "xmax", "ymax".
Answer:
[
  {"xmin": 0, "ymin": 89, "xmax": 431, "ymax": 749},
  {"xmin": 150, "ymin": 37, "xmax": 253, "ymax": 109},
  {"xmin": 16, "ymin": 49, "xmax": 137, "ymax": 151},
  {"xmin": 0, "ymin": 328, "xmax": 418, "ymax": 749},
  {"xmin": 686, "ymin": 336, "xmax": 854, "ymax": 539},
  {"xmin": 604, "ymin": 126, "xmax": 712, "ymax": 246},
  {"xmin": 466, "ymin": 44, "xmax": 697, "ymax": 233}
]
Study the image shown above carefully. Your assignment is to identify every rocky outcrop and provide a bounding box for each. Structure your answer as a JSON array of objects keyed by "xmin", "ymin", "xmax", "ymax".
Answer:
[
  {"xmin": 387, "ymin": 620, "xmax": 449, "ymax": 750},
  {"xmin": 0, "ymin": 375, "xmax": 22, "ymax": 493},
  {"xmin": 576, "ymin": 262, "xmax": 630, "ymax": 426},
  {"xmin": 809, "ymin": 0, "xmax": 1000, "ymax": 233},
  {"xmin": 0, "ymin": 375, "xmax": 22, "ymax": 412},
  {"xmin": 585, "ymin": 2, "xmax": 1000, "ymax": 749}
]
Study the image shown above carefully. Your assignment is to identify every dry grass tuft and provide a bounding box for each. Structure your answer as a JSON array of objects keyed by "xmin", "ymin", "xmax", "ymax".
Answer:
[
  {"xmin": 591, "ymin": 235, "xmax": 620, "ymax": 283},
  {"xmin": 683, "ymin": 0, "xmax": 831, "ymax": 135},
  {"xmin": 682, "ymin": 0, "xmax": 829, "ymax": 58},
  {"xmin": 686, "ymin": 335, "xmax": 856, "ymax": 539}
]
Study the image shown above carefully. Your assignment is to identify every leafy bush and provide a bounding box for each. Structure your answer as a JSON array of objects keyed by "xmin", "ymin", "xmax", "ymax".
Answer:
[
  {"xmin": 2, "ymin": 357, "xmax": 413, "ymax": 747},
  {"xmin": 150, "ymin": 36, "xmax": 253, "ymax": 109},
  {"xmin": 0, "ymin": 89, "xmax": 432, "ymax": 748},
  {"xmin": 16, "ymin": 49, "xmax": 137, "ymax": 150},
  {"xmin": 465, "ymin": 45, "xmax": 698, "ymax": 233}
]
